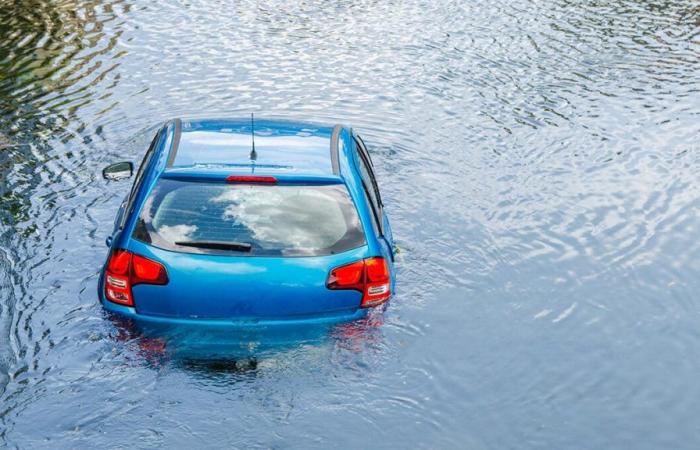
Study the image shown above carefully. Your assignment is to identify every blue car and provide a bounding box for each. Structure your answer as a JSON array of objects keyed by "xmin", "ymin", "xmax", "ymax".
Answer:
[{"xmin": 99, "ymin": 117, "xmax": 395, "ymax": 327}]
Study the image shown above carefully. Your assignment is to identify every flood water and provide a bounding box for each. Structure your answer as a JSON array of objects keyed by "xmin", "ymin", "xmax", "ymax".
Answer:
[{"xmin": 1, "ymin": 0, "xmax": 699, "ymax": 448}]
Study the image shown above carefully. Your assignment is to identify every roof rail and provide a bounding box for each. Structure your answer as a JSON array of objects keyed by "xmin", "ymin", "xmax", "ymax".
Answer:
[
  {"xmin": 165, "ymin": 118, "xmax": 182, "ymax": 167},
  {"xmin": 329, "ymin": 124, "xmax": 342, "ymax": 175}
]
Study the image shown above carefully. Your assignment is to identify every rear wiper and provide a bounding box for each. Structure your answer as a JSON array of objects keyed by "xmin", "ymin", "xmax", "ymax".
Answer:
[{"xmin": 175, "ymin": 241, "xmax": 252, "ymax": 252}]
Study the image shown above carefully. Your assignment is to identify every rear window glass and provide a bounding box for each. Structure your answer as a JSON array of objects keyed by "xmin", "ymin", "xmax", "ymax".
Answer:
[{"xmin": 133, "ymin": 179, "xmax": 366, "ymax": 256}]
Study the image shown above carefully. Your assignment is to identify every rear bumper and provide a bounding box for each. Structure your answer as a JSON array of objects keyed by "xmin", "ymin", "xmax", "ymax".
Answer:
[{"xmin": 101, "ymin": 298, "xmax": 368, "ymax": 330}]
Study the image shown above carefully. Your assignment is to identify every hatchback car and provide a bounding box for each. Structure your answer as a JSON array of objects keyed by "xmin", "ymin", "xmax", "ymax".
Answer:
[{"xmin": 99, "ymin": 117, "xmax": 395, "ymax": 327}]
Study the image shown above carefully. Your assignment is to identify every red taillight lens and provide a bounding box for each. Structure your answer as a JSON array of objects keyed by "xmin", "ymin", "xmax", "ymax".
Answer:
[
  {"xmin": 108, "ymin": 249, "xmax": 130, "ymax": 275},
  {"xmin": 105, "ymin": 250, "xmax": 132, "ymax": 305},
  {"xmin": 363, "ymin": 257, "xmax": 391, "ymax": 307},
  {"xmin": 327, "ymin": 260, "xmax": 365, "ymax": 290},
  {"xmin": 327, "ymin": 257, "xmax": 391, "ymax": 308},
  {"xmin": 104, "ymin": 250, "xmax": 168, "ymax": 306},
  {"xmin": 365, "ymin": 257, "xmax": 389, "ymax": 282},
  {"xmin": 132, "ymin": 254, "xmax": 168, "ymax": 285}
]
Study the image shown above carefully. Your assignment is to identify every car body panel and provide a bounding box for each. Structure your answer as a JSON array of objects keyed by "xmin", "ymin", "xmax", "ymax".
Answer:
[
  {"xmin": 100, "ymin": 117, "xmax": 394, "ymax": 327},
  {"xmin": 102, "ymin": 299, "xmax": 368, "ymax": 329},
  {"xmin": 128, "ymin": 240, "xmax": 367, "ymax": 319}
]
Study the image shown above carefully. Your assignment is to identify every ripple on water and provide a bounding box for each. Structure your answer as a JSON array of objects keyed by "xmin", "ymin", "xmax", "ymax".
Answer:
[{"xmin": 1, "ymin": 0, "xmax": 700, "ymax": 448}]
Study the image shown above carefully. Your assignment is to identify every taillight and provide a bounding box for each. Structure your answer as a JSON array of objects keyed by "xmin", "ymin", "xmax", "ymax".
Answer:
[
  {"xmin": 226, "ymin": 175, "xmax": 277, "ymax": 184},
  {"xmin": 327, "ymin": 260, "xmax": 364, "ymax": 290},
  {"xmin": 364, "ymin": 257, "xmax": 391, "ymax": 306},
  {"xmin": 132, "ymin": 254, "xmax": 168, "ymax": 284},
  {"xmin": 327, "ymin": 257, "xmax": 391, "ymax": 308},
  {"xmin": 104, "ymin": 250, "xmax": 168, "ymax": 306},
  {"xmin": 105, "ymin": 250, "xmax": 132, "ymax": 305}
]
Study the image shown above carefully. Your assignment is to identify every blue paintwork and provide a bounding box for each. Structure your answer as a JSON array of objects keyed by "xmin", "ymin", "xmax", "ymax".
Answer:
[
  {"xmin": 103, "ymin": 299, "xmax": 368, "ymax": 329},
  {"xmin": 99, "ymin": 117, "xmax": 395, "ymax": 327}
]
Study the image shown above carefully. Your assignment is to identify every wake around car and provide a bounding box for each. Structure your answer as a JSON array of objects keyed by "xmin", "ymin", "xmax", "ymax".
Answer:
[{"xmin": 99, "ymin": 117, "xmax": 395, "ymax": 327}]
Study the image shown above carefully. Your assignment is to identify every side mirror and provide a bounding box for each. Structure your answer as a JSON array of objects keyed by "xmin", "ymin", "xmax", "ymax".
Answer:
[{"xmin": 102, "ymin": 161, "xmax": 133, "ymax": 180}]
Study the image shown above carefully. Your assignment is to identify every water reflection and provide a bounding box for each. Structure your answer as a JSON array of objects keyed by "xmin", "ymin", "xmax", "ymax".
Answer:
[
  {"xmin": 105, "ymin": 308, "xmax": 386, "ymax": 372},
  {"xmin": 0, "ymin": 0, "xmax": 127, "ymax": 133},
  {"xmin": 1, "ymin": 0, "xmax": 699, "ymax": 447},
  {"xmin": 0, "ymin": 0, "xmax": 129, "ymax": 403}
]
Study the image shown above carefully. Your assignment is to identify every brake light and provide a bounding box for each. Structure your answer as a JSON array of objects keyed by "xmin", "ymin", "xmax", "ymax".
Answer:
[
  {"xmin": 327, "ymin": 257, "xmax": 391, "ymax": 308},
  {"xmin": 226, "ymin": 175, "xmax": 277, "ymax": 184},
  {"xmin": 104, "ymin": 250, "xmax": 168, "ymax": 306},
  {"xmin": 132, "ymin": 254, "xmax": 168, "ymax": 284},
  {"xmin": 327, "ymin": 260, "xmax": 364, "ymax": 289}
]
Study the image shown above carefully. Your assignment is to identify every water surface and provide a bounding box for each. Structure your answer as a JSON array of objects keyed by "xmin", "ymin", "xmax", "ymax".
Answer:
[{"xmin": 1, "ymin": 0, "xmax": 699, "ymax": 448}]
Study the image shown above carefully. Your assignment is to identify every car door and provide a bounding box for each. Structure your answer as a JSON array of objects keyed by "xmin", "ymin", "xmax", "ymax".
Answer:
[{"xmin": 353, "ymin": 134, "xmax": 395, "ymax": 262}]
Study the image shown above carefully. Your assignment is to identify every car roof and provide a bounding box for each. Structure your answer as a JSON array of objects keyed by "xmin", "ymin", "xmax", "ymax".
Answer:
[
  {"xmin": 164, "ymin": 118, "xmax": 338, "ymax": 176},
  {"xmin": 116, "ymin": 117, "xmax": 381, "ymax": 256}
]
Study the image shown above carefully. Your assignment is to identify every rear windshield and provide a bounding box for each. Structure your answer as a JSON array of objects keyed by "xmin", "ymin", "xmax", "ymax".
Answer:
[{"xmin": 133, "ymin": 179, "xmax": 366, "ymax": 256}]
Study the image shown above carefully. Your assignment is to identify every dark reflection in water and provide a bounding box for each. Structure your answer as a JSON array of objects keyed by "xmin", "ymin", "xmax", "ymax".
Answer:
[
  {"xmin": 1, "ymin": 0, "xmax": 699, "ymax": 448},
  {"xmin": 107, "ymin": 310, "xmax": 385, "ymax": 364}
]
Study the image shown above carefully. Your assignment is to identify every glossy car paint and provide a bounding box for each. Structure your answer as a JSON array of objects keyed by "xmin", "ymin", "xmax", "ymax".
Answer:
[{"xmin": 99, "ymin": 118, "xmax": 395, "ymax": 327}]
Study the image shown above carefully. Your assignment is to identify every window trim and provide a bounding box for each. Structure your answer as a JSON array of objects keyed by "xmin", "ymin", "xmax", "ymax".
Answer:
[
  {"xmin": 354, "ymin": 135, "xmax": 383, "ymax": 207},
  {"xmin": 359, "ymin": 179, "xmax": 382, "ymax": 236},
  {"xmin": 119, "ymin": 128, "xmax": 163, "ymax": 229},
  {"xmin": 353, "ymin": 136, "xmax": 384, "ymax": 235},
  {"xmin": 355, "ymin": 134, "xmax": 375, "ymax": 168}
]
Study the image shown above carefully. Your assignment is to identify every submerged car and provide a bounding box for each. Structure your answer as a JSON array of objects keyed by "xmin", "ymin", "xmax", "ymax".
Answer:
[{"xmin": 99, "ymin": 117, "xmax": 395, "ymax": 327}]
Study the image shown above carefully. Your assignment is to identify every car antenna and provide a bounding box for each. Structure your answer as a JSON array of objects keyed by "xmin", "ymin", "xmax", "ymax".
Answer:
[{"xmin": 250, "ymin": 113, "xmax": 257, "ymax": 162}]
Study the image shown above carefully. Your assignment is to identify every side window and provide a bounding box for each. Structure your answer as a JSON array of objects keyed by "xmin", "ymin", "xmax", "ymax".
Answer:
[
  {"xmin": 355, "ymin": 135, "xmax": 375, "ymax": 168},
  {"xmin": 353, "ymin": 136, "xmax": 383, "ymax": 235},
  {"xmin": 355, "ymin": 135, "xmax": 383, "ymax": 207},
  {"xmin": 119, "ymin": 129, "xmax": 162, "ymax": 228}
]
